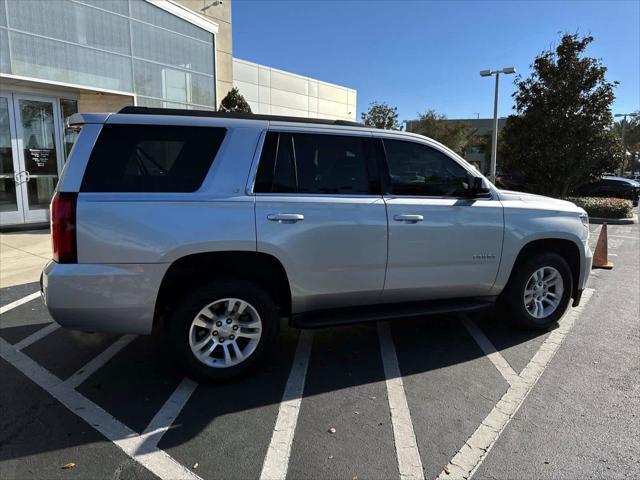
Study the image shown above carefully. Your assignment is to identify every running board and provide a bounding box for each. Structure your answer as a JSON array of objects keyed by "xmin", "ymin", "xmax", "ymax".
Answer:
[{"xmin": 290, "ymin": 297, "xmax": 496, "ymax": 329}]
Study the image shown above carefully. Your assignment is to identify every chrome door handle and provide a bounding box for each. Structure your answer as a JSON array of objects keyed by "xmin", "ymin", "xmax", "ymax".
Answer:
[
  {"xmin": 267, "ymin": 213, "xmax": 305, "ymax": 223},
  {"xmin": 394, "ymin": 214, "xmax": 424, "ymax": 223}
]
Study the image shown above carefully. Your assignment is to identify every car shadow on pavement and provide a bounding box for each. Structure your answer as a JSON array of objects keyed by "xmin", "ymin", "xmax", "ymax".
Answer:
[
  {"xmin": 0, "ymin": 281, "xmax": 41, "ymax": 308},
  {"xmin": 156, "ymin": 312, "xmax": 549, "ymax": 448},
  {"xmin": 1, "ymin": 305, "xmax": 551, "ymax": 469}
]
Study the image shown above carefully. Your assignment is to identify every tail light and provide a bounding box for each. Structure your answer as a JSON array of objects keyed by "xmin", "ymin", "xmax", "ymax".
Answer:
[{"xmin": 50, "ymin": 192, "xmax": 78, "ymax": 263}]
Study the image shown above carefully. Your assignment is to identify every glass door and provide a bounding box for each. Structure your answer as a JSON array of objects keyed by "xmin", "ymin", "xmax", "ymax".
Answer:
[
  {"xmin": 0, "ymin": 94, "xmax": 25, "ymax": 226},
  {"xmin": 13, "ymin": 94, "xmax": 64, "ymax": 224}
]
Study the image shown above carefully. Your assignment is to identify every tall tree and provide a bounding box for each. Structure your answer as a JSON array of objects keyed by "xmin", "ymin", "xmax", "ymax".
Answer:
[
  {"xmin": 219, "ymin": 87, "xmax": 252, "ymax": 113},
  {"xmin": 499, "ymin": 34, "xmax": 622, "ymax": 196},
  {"xmin": 361, "ymin": 102, "xmax": 402, "ymax": 130},
  {"xmin": 410, "ymin": 110, "xmax": 477, "ymax": 156},
  {"xmin": 612, "ymin": 112, "xmax": 640, "ymax": 174}
]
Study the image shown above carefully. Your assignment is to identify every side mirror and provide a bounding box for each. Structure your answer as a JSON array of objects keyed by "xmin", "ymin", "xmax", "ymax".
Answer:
[{"xmin": 466, "ymin": 175, "xmax": 492, "ymax": 198}]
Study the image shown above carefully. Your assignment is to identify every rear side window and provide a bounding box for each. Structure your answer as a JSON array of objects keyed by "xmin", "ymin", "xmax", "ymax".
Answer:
[
  {"xmin": 254, "ymin": 131, "xmax": 375, "ymax": 195},
  {"xmin": 254, "ymin": 132, "xmax": 297, "ymax": 193},
  {"xmin": 81, "ymin": 124, "xmax": 226, "ymax": 192}
]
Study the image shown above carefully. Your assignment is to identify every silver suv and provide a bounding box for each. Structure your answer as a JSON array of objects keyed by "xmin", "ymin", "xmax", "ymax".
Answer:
[{"xmin": 42, "ymin": 107, "xmax": 592, "ymax": 381}]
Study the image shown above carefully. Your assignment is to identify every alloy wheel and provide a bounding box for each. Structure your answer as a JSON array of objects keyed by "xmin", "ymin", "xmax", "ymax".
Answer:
[
  {"xmin": 523, "ymin": 266, "xmax": 564, "ymax": 319},
  {"xmin": 188, "ymin": 298, "xmax": 262, "ymax": 368}
]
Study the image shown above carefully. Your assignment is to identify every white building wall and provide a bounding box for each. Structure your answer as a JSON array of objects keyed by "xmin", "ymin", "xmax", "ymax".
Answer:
[{"xmin": 232, "ymin": 58, "xmax": 357, "ymax": 121}]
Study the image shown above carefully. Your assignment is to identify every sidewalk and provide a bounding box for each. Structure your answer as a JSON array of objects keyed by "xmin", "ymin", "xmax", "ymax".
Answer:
[{"xmin": 0, "ymin": 230, "xmax": 50, "ymax": 288}]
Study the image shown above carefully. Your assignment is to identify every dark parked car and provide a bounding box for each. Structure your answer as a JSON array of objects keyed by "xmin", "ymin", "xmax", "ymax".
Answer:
[
  {"xmin": 574, "ymin": 176, "xmax": 640, "ymax": 206},
  {"xmin": 495, "ymin": 173, "xmax": 536, "ymax": 193}
]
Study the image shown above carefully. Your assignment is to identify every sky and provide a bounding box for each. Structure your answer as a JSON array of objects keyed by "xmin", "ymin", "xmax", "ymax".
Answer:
[{"xmin": 232, "ymin": 0, "xmax": 639, "ymax": 123}]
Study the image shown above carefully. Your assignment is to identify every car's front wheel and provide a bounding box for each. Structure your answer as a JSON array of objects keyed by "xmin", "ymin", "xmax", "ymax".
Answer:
[
  {"xmin": 500, "ymin": 252, "xmax": 573, "ymax": 330},
  {"xmin": 168, "ymin": 279, "xmax": 279, "ymax": 382}
]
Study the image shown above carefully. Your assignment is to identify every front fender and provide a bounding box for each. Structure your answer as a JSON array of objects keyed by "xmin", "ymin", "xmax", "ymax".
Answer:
[{"xmin": 492, "ymin": 209, "xmax": 590, "ymax": 294}]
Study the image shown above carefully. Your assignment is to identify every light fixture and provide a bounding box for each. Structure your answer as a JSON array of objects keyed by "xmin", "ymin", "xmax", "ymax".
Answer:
[{"xmin": 201, "ymin": 1, "xmax": 223, "ymax": 13}]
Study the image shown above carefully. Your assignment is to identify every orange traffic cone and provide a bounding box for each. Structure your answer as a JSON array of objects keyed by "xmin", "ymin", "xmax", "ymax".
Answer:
[{"xmin": 592, "ymin": 223, "xmax": 614, "ymax": 270}]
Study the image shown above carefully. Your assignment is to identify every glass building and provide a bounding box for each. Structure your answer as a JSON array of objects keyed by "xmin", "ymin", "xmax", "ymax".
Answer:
[
  {"xmin": 0, "ymin": 0, "xmax": 356, "ymax": 228},
  {"xmin": 0, "ymin": 0, "xmax": 218, "ymax": 227},
  {"xmin": 1, "ymin": 0, "xmax": 217, "ymax": 109}
]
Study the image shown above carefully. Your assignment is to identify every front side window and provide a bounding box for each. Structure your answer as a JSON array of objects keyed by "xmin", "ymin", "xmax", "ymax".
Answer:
[
  {"xmin": 255, "ymin": 132, "xmax": 374, "ymax": 195},
  {"xmin": 81, "ymin": 124, "xmax": 225, "ymax": 192},
  {"xmin": 383, "ymin": 139, "xmax": 469, "ymax": 197}
]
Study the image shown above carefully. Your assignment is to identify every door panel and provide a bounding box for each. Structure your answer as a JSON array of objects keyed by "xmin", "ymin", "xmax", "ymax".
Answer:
[
  {"xmin": 0, "ymin": 95, "xmax": 24, "ymax": 225},
  {"xmin": 14, "ymin": 95, "xmax": 63, "ymax": 223},
  {"xmin": 0, "ymin": 93, "xmax": 65, "ymax": 227},
  {"xmin": 379, "ymin": 137, "xmax": 503, "ymax": 302},
  {"xmin": 254, "ymin": 130, "xmax": 387, "ymax": 314},
  {"xmin": 384, "ymin": 197, "xmax": 503, "ymax": 301},
  {"xmin": 256, "ymin": 195, "xmax": 388, "ymax": 313}
]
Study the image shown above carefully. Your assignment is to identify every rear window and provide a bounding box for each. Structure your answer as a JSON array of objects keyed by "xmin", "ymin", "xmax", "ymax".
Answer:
[
  {"xmin": 81, "ymin": 124, "xmax": 226, "ymax": 192},
  {"xmin": 254, "ymin": 131, "xmax": 376, "ymax": 195}
]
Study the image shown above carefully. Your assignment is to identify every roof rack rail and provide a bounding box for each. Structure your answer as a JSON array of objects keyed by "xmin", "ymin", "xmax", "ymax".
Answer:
[{"xmin": 118, "ymin": 106, "xmax": 365, "ymax": 128}]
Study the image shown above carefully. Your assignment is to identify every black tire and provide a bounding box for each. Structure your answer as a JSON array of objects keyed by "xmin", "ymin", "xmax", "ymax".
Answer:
[
  {"xmin": 499, "ymin": 252, "xmax": 573, "ymax": 330},
  {"xmin": 167, "ymin": 279, "xmax": 279, "ymax": 382}
]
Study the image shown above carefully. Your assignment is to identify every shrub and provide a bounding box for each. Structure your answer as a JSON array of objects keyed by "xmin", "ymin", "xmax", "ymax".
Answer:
[
  {"xmin": 564, "ymin": 196, "xmax": 634, "ymax": 219},
  {"xmin": 219, "ymin": 87, "xmax": 251, "ymax": 113}
]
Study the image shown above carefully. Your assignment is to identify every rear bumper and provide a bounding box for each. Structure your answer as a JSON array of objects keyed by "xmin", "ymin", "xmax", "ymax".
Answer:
[{"xmin": 41, "ymin": 260, "xmax": 169, "ymax": 334}]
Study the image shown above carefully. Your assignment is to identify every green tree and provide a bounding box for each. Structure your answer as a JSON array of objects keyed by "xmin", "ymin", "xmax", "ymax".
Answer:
[
  {"xmin": 360, "ymin": 101, "xmax": 402, "ymax": 130},
  {"xmin": 612, "ymin": 113, "xmax": 640, "ymax": 174},
  {"xmin": 219, "ymin": 87, "xmax": 252, "ymax": 113},
  {"xmin": 480, "ymin": 132, "xmax": 493, "ymax": 165},
  {"xmin": 410, "ymin": 110, "xmax": 477, "ymax": 156},
  {"xmin": 499, "ymin": 34, "xmax": 622, "ymax": 197}
]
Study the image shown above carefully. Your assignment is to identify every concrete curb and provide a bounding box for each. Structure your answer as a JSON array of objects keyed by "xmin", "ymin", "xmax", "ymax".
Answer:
[
  {"xmin": 0, "ymin": 223, "xmax": 49, "ymax": 233},
  {"xmin": 589, "ymin": 214, "xmax": 638, "ymax": 225}
]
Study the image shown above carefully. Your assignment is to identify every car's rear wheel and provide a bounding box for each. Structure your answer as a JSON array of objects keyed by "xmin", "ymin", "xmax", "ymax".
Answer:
[
  {"xmin": 168, "ymin": 279, "xmax": 279, "ymax": 382},
  {"xmin": 500, "ymin": 252, "xmax": 573, "ymax": 330}
]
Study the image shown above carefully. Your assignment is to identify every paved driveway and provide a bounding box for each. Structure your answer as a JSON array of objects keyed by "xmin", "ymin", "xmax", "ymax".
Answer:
[{"xmin": 0, "ymin": 223, "xmax": 638, "ymax": 480}]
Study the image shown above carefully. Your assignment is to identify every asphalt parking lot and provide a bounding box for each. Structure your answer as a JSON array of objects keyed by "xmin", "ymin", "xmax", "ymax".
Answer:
[{"xmin": 0, "ymin": 222, "xmax": 638, "ymax": 480}]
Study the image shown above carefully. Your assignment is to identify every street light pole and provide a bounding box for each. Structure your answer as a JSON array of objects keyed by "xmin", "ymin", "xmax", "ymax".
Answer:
[
  {"xmin": 491, "ymin": 72, "xmax": 500, "ymax": 184},
  {"xmin": 480, "ymin": 67, "xmax": 516, "ymax": 183}
]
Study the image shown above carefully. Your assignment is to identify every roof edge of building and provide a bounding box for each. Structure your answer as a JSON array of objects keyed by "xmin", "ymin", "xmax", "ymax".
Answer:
[
  {"xmin": 232, "ymin": 57, "xmax": 356, "ymax": 93},
  {"xmin": 147, "ymin": 0, "xmax": 219, "ymax": 34}
]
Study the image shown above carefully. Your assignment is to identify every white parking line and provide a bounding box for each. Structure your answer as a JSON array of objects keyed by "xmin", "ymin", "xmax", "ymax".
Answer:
[
  {"xmin": 0, "ymin": 335, "xmax": 202, "ymax": 480},
  {"xmin": 461, "ymin": 317, "xmax": 520, "ymax": 387},
  {"xmin": 608, "ymin": 234, "xmax": 639, "ymax": 240},
  {"xmin": 378, "ymin": 321, "xmax": 425, "ymax": 480},
  {"xmin": 13, "ymin": 322, "xmax": 60, "ymax": 350},
  {"xmin": 260, "ymin": 330, "xmax": 313, "ymax": 480},
  {"xmin": 439, "ymin": 288, "xmax": 594, "ymax": 479},
  {"xmin": 65, "ymin": 334, "xmax": 137, "ymax": 389},
  {"xmin": 0, "ymin": 291, "xmax": 41, "ymax": 315},
  {"xmin": 141, "ymin": 377, "xmax": 199, "ymax": 446}
]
